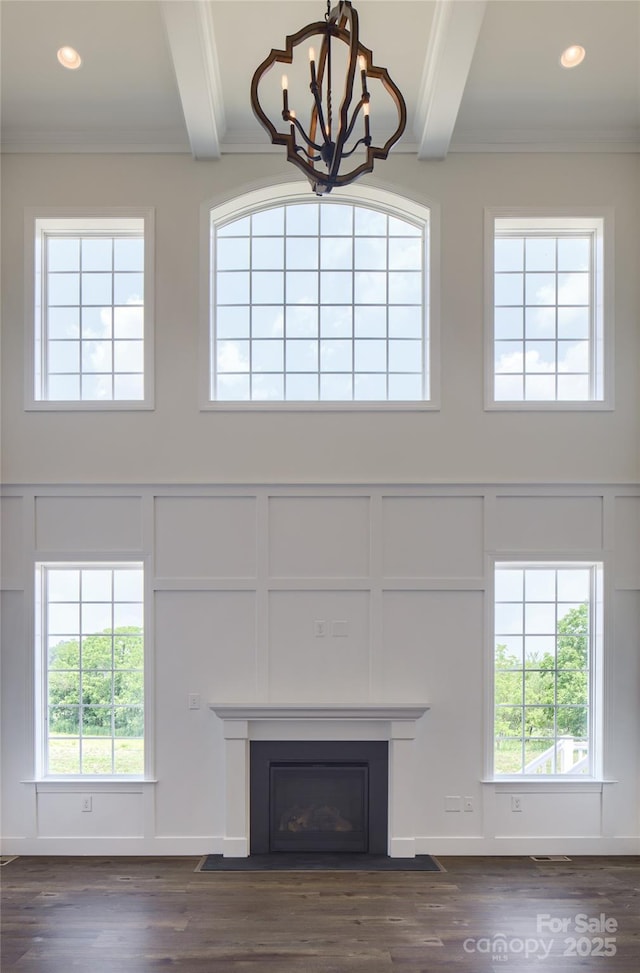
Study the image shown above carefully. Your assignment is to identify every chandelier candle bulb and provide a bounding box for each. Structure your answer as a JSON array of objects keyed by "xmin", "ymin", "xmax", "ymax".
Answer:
[
  {"xmin": 359, "ymin": 54, "xmax": 368, "ymax": 95},
  {"xmin": 309, "ymin": 47, "xmax": 317, "ymax": 86},
  {"xmin": 363, "ymin": 99, "xmax": 370, "ymax": 139},
  {"xmin": 281, "ymin": 75, "xmax": 289, "ymax": 114}
]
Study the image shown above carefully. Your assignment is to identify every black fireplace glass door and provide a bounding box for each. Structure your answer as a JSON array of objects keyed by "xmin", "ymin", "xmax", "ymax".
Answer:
[
  {"xmin": 250, "ymin": 740, "xmax": 388, "ymax": 855},
  {"xmin": 270, "ymin": 763, "xmax": 368, "ymax": 852}
]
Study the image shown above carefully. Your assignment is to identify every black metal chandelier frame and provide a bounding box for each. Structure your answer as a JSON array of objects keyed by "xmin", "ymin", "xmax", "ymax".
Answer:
[{"xmin": 250, "ymin": 1, "xmax": 407, "ymax": 195}]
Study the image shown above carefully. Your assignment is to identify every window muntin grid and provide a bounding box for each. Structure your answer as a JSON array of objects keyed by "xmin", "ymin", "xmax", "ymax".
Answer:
[
  {"xmin": 211, "ymin": 202, "xmax": 427, "ymax": 402},
  {"xmin": 42, "ymin": 565, "xmax": 144, "ymax": 776},
  {"xmin": 38, "ymin": 226, "xmax": 145, "ymax": 401},
  {"xmin": 493, "ymin": 224, "xmax": 601, "ymax": 402},
  {"xmin": 493, "ymin": 564, "xmax": 596, "ymax": 777}
]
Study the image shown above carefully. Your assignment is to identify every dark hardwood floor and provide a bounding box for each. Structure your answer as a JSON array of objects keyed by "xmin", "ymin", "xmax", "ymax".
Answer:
[{"xmin": 2, "ymin": 855, "xmax": 639, "ymax": 971}]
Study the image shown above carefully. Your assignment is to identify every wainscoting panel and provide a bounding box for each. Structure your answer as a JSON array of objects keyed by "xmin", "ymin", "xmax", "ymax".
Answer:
[
  {"xmin": 614, "ymin": 496, "xmax": 640, "ymax": 585},
  {"xmin": 378, "ymin": 590, "xmax": 482, "ymax": 704},
  {"xmin": 37, "ymin": 790, "xmax": 145, "ymax": 838},
  {"xmin": 493, "ymin": 496, "xmax": 603, "ymax": 551},
  {"xmin": 381, "ymin": 496, "xmax": 484, "ymax": 578},
  {"xmin": 154, "ymin": 496, "xmax": 258, "ymax": 579},
  {"xmin": 268, "ymin": 589, "xmax": 370, "ymax": 701},
  {"xmin": 154, "ymin": 590, "xmax": 259, "ymax": 703},
  {"xmin": 493, "ymin": 789, "xmax": 601, "ymax": 838},
  {"xmin": 268, "ymin": 496, "xmax": 371, "ymax": 579},
  {"xmin": 0, "ymin": 496, "xmax": 23, "ymax": 587},
  {"xmin": 34, "ymin": 495, "xmax": 143, "ymax": 552},
  {"xmin": 0, "ymin": 591, "xmax": 33, "ymax": 839}
]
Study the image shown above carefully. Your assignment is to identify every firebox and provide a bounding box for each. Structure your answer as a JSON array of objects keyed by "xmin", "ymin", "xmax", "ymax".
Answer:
[{"xmin": 250, "ymin": 740, "xmax": 388, "ymax": 855}]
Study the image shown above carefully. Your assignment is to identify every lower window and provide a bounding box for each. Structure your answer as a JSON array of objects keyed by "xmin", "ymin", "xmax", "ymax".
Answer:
[
  {"xmin": 493, "ymin": 562, "xmax": 602, "ymax": 776},
  {"xmin": 37, "ymin": 563, "xmax": 144, "ymax": 776}
]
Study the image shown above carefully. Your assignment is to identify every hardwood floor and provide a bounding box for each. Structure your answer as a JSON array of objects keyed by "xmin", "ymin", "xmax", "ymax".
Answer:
[{"xmin": 2, "ymin": 856, "xmax": 639, "ymax": 971}]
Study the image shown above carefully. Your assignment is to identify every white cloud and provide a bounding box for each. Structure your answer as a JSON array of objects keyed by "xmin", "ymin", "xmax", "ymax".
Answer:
[
  {"xmin": 496, "ymin": 349, "xmax": 554, "ymax": 375},
  {"xmin": 497, "ymin": 340, "xmax": 588, "ymax": 377},
  {"xmin": 111, "ymin": 303, "xmax": 144, "ymax": 339},
  {"xmin": 217, "ymin": 341, "xmax": 249, "ymax": 373},
  {"xmin": 558, "ymin": 340, "xmax": 588, "ymax": 373}
]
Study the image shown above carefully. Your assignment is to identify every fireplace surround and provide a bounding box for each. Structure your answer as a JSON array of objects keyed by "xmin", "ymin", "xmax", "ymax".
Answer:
[{"xmin": 209, "ymin": 705, "xmax": 429, "ymax": 858}]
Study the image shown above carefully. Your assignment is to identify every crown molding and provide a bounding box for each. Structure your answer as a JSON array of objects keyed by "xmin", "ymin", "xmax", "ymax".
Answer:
[
  {"xmin": 450, "ymin": 128, "xmax": 640, "ymax": 154},
  {"xmin": 2, "ymin": 127, "xmax": 637, "ymax": 156},
  {"xmin": 0, "ymin": 129, "xmax": 190, "ymax": 154}
]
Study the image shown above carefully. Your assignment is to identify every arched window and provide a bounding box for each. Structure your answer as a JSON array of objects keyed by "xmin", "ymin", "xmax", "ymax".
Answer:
[{"xmin": 206, "ymin": 185, "xmax": 436, "ymax": 407}]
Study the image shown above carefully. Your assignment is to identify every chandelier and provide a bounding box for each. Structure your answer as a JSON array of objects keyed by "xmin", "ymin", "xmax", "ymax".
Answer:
[{"xmin": 250, "ymin": 1, "xmax": 407, "ymax": 195}]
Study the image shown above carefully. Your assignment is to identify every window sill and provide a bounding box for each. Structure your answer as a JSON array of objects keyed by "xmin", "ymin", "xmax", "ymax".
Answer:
[
  {"xmin": 25, "ymin": 401, "xmax": 154, "ymax": 412},
  {"xmin": 23, "ymin": 779, "xmax": 157, "ymax": 788},
  {"xmin": 482, "ymin": 778, "xmax": 615, "ymax": 793},
  {"xmin": 485, "ymin": 401, "xmax": 613, "ymax": 412},
  {"xmin": 201, "ymin": 400, "xmax": 440, "ymax": 413}
]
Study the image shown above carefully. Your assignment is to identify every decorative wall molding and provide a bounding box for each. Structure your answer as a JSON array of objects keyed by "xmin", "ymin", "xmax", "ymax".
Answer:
[{"xmin": 1, "ymin": 481, "xmax": 638, "ymax": 855}]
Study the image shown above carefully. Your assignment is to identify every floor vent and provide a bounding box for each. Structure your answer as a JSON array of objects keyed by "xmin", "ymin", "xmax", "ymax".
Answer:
[{"xmin": 530, "ymin": 855, "xmax": 571, "ymax": 862}]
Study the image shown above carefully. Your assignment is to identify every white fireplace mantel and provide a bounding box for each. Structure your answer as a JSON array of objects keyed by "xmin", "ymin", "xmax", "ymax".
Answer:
[{"xmin": 209, "ymin": 703, "xmax": 430, "ymax": 858}]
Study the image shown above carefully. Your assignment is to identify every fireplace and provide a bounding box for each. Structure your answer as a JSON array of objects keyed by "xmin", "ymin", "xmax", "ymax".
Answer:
[
  {"xmin": 250, "ymin": 740, "xmax": 388, "ymax": 854},
  {"xmin": 209, "ymin": 704, "xmax": 430, "ymax": 858}
]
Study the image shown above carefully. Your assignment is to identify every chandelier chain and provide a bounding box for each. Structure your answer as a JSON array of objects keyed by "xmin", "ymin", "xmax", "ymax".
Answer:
[{"xmin": 327, "ymin": 25, "xmax": 332, "ymax": 141}]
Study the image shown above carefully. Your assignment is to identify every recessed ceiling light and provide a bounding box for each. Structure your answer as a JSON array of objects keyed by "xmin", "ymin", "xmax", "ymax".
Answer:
[
  {"xmin": 57, "ymin": 46, "xmax": 82, "ymax": 70},
  {"xmin": 560, "ymin": 45, "xmax": 586, "ymax": 69}
]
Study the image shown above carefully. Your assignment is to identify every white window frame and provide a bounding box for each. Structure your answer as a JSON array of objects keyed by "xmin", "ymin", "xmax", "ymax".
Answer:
[
  {"xmin": 35, "ymin": 560, "xmax": 149, "ymax": 780},
  {"xmin": 25, "ymin": 207, "xmax": 155, "ymax": 410},
  {"xmin": 489, "ymin": 559, "xmax": 604, "ymax": 781},
  {"xmin": 201, "ymin": 182, "xmax": 440, "ymax": 410},
  {"xmin": 484, "ymin": 208, "xmax": 614, "ymax": 410}
]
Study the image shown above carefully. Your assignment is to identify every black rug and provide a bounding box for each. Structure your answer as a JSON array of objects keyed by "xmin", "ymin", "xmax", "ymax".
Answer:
[{"xmin": 197, "ymin": 853, "xmax": 443, "ymax": 872}]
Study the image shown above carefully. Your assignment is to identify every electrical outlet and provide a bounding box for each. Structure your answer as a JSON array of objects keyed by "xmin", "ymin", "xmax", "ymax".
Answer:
[
  {"xmin": 463, "ymin": 796, "xmax": 474, "ymax": 812},
  {"xmin": 314, "ymin": 620, "xmax": 327, "ymax": 638},
  {"xmin": 81, "ymin": 795, "xmax": 92, "ymax": 813},
  {"xmin": 511, "ymin": 795, "xmax": 523, "ymax": 812},
  {"xmin": 188, "ymin": 693, "xmax": 201, "ymax": 710}
]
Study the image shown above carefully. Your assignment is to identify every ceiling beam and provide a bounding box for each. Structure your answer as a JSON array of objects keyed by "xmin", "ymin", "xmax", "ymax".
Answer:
[
  {"xmin": 414, "ymin": 0, "xmax": 487, "ymax": 160},
  {"xmin": 161, "ymin": 1, "xmax": 226, "ymax": 160}
]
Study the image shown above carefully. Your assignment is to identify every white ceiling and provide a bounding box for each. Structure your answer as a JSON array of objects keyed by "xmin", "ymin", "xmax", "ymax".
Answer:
[{"xmin": 1, "ymin": 0, "xmax": 639, "ymax": 157}]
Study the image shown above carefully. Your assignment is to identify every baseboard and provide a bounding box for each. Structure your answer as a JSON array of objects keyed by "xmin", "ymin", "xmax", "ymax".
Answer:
[
  {"xmin": 2, "ymin": 834, "xmax": 638, "ymax": 857},
  {"xmin": 221, "ymin": 837, "xmax": 249, "ymax": 857},
  {"xmin": 388, "ymin": 837, "xmax": 416, "ymax": 857},
  {"xmin": 0, "ymin": 836, "xmax": 220, "ymax": 856},
  {"xmin": 416, "ymin": 836, "xmax": 640, "ymax": 855}
]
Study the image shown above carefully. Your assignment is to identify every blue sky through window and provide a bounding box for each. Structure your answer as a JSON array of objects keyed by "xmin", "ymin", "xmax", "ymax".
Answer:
[{"xmin": 212, "ymin": 201, "xmax": 426, "ymax": 403}]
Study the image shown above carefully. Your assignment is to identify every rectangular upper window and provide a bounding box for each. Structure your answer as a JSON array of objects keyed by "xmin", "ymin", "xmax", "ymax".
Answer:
[
  {"xmin": 206, "ymin": 189, "xmax": 436, "ymax": 409},
  {"xmin": 37, "ymin": 563, "xmax": 145, "ymax": 777},
  {"xmin": 28, "ymin": 212, "xmax": 154, "ymax": 409},
  {"xmin": 493, "ymin": 562, "xmax": 603, "ymax": 778},
  {"xmin": 486, "ymin": 212, "xmax": 612, "ymax": 409}
]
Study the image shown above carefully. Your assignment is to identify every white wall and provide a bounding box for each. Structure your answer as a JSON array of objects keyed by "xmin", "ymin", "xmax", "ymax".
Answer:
[
  {"xmin": 1, "ymin": 151, "xmax": 639, "ymax": 854},
  {"xmin": 1, "ymin": 152, "xmax": 639, "ymax": 485}
]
